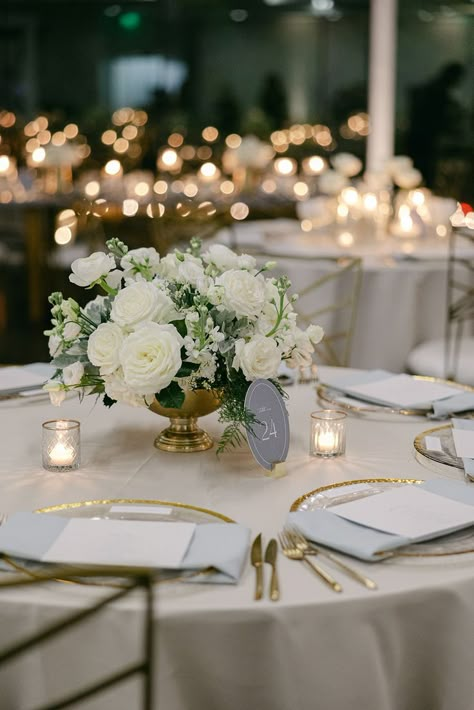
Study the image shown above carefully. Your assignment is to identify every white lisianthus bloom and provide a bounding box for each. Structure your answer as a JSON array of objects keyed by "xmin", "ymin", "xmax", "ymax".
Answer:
[
  {"xmin": 48, "ymin": 334, "xmax": 63, "ymax": 358},
  {"xmin": 177, "ymin": 256, "xmax": 206, "ymax": 286},
  {"xmin": 44, "ymin": 380, "xmax": 66, "ymax": 406},
  {"xmin": 63, "ymin": 321, "xmax": 81, "ymax": 341},
  {"xmin": 331, "ymin": 152, "xmax": 362, "ymax": 178},
  {"xmin": 121, "ymin": 247, "xmax": 160, "ymax": 278},
  {"xmin": 87, "ymin": 322, "xmax": 124, "ymax": 375},
  {"xmin": 215, "ymin": 270, "xmax": 265, "ymax": 318},
  {"xmin": 157, "ymin": 253, "xmax": 179, "ymax": 280},
  {"xmin": 103, "ymin": 370, "xmax": 149, "ymax": 408},
  {"xmin": 111, "ymin": 281, "xmax": 177, "ymax": 328},
  {"xmin": 105, "ymin": 270, "xmax": 123, "ymax": 290},
  {"xmin": 237, "ymin": 253, "xmax": 257, "ymax": 271},
  {"xmin": 232, "ymin": 335, "xmax": 281, "ymax": 381},
  {"xmin": 119, "ymin": 323, "xmax": 184, "ymax": 395},
  {"xmin": 203, "ymin": 244, "xmax": 239, "ymax": 272},
  {"xmin": 62, "ymin": 361, "xmax": 84, "ymax": 387},
  {"xmin": 306, "ymin": 324, "xmax": 324, "ymax": 345},
  {"xmin": 69, "ymin": 252, "xmax": 116, "ymax": 287}
]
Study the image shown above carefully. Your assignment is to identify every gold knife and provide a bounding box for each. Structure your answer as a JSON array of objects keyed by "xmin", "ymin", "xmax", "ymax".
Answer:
[
  {"xmin": 264, "ymin": 539, "xmax": 280, "ymax": 601},
  {"xmin": 250, "ymin": 533, "xmax": 264, "ymax": 600}
]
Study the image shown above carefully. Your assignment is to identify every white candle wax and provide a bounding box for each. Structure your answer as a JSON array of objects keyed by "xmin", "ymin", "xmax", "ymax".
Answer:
[
  {"xmin": 49, "ymin": 441, "xmax": 75, "ymax": 466},
  {"xmin": 317, "ymin": 430, "xmax": 336, "ymax": 453}
]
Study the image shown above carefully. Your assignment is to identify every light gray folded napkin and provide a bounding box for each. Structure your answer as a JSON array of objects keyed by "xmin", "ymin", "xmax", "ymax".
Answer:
[
  {"xmin": 288, "ymin": 479, "xmax": 474, "ymax": 562},
  {"xmin": 0, "ymin": 514, "xmax": 250, "ymax": 584},
  {"xmin": 452, "ymin": 418, "xmax": 474, "ymax": 480},
  {"xmin": 431, "ymin": 393, "xmax": 474, "ymax": 419}
]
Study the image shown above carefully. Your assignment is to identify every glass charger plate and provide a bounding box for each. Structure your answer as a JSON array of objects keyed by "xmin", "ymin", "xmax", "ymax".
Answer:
[
  {"xmin": 414, "ymin": 424, "xmax": 464, "ymax": 471},
  {"xmin": 2, "ymin": 499, "xmax": 234, "ymax": 586},
  {"xmin": 290, "ymin": 478, "xmax": 474, "ymax": 557},
  {"xmin": 317, "ymin": 376, "xmax": 474, "ymax": 418}
]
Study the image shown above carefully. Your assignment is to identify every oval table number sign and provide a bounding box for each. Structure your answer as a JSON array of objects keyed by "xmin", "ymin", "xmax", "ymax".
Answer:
[{"xmin": 244, "ymin": 379, "xmax": 290, "ymax": 477}]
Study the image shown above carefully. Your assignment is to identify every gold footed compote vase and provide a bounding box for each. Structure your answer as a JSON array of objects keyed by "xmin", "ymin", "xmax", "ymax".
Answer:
[{"xmin": 149, "ymin": 389, "xmax": 222, "ymax": 453}]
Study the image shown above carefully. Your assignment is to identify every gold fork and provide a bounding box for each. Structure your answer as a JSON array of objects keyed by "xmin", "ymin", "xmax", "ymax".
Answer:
[
  {"xmin": 285, "ymin": 525, "xmax": 377, "ymax": 590},
  {"xmin": 278, "ymin": 530, "xmax": 342, "ymax": 593}
]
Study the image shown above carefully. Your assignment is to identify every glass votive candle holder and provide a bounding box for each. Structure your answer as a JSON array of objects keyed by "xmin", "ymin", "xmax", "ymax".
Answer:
[
  {"xmin": 310, "ymin": 410, "xmax": 346, "ymax": 458},
  {"xmin": 42, "ymin": 420, "xmax": 80, "ymax": 472}
]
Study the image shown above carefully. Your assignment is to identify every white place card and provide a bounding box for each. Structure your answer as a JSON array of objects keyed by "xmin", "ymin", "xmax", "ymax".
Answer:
[
  {"xmin": 425, "ymin": 436, "xmax": 444, "ymax": 452},
  {"xmin": 109, "ymin": 505, "xmax": 173, "ymax": 516},
  {"xmin": 43, "ymin": 519, "xmax": 195, "ymax": 568},
  {"xmin": 0, "ymin": 367, "xmax": 47, "ymax": 393},
  {"xmin": 452, "ymin": 429, "xmax": 474, "ymax": 459},
  {"xmin": 348, "ymin": 374, "xmax": 458, "ymax": 408},
  {"xmin": 332, "ymin": 486, "xmax": 474, "ymax": 540}
]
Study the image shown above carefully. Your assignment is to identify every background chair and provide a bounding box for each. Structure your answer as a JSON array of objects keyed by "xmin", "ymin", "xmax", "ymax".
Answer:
[
  {"xmin": 406, "ymin": 229, "xmax": 474, "ymax": 385},
  {"xmin": 256, "ymin": 253, "xmax": 363, "ymax": 368},
  {"xmin": 0, "ymin": 565, "xmax": 156, "ymax": 710}
]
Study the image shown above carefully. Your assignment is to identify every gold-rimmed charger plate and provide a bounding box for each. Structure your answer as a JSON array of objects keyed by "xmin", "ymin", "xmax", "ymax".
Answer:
[
  {"xmin": 2, "ymin": 498, "xmax": 234, "ymax": 586},
  {"xmin": 317, "ymin": 376, "xmax": 474, "ymax": 418},
  {"xmin": 290, "ymin": 478, "xmax": 474, "ymax": 557},
  {"xmin": 414, "ymin": 424, "xmax": 465, "ymax": 472}
]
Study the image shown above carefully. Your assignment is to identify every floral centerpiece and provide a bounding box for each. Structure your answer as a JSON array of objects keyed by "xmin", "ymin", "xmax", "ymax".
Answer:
[{"xmin": 45, "ymin": 238, "xmax": 323, "ymax": 453}]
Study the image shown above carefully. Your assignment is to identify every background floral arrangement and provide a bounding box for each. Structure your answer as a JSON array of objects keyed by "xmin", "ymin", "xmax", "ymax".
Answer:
[{"xmin": 45, "ymin": 238, "xmax": 323, "ymax": 452}]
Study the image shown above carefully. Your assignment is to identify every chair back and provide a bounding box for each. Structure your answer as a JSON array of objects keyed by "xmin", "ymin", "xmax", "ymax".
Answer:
[{"xmin": 445, "ymin": 229, "xmax": 474, "ymax": 380}]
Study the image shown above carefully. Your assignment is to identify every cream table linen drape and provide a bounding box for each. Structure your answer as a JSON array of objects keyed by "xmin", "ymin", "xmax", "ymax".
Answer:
[{"xmin": 0, "ymin": 368, "xmax": 473, "ymax": 710}]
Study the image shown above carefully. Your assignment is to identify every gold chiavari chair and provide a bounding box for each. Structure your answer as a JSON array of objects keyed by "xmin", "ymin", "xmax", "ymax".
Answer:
[{"xmin": 0, "ymin": 565, "xmax": 157, "ymax": 710}]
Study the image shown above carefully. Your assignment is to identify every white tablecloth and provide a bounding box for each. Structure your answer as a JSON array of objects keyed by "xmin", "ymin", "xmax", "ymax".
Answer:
[
  {"xmin": 1, "ymin": 371, "xmax": 474, "ymax": 710},
  {"xmin": 216, "ymin": 221, "xmax": 474, "ymax": 372}
]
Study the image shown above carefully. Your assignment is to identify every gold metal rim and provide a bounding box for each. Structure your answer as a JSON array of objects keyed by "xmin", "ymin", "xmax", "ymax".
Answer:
[
  {"xmin": 290, "ymin": 477, "xmax": 474, "ymax": 557},
  {"xmin": 413, "ymin": 424, "xmax": 462, "ymax": 470},
  {"xmin": 3, "ymin": 499, "xmax": 234, "ymax": 585}
]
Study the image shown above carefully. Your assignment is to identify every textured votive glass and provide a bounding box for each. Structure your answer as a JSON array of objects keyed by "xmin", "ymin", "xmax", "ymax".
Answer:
[
  {"xmin": 42, "ymin": 420, "xmax": 80, "ymax": 472},
  {"xmin": 310, "ymin": 410, "xmax": 346, "ymax": 458}
]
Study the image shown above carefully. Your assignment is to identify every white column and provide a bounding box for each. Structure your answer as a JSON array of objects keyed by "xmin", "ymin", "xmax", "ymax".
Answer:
[{"xmin": 366, "ymin": 0, "xmax": 398, "ymax": 173}]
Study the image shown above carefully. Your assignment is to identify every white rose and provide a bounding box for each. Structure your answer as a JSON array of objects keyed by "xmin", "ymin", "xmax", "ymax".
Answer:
[
  {"xmin": 103, "ymin": 370, "xmax": 148, "ymax": 408},
  {"xmin": 44, "ymin": 380, "xmax": 66, "ymax": 406},
  {"xmin": 121, "ymin": 247, "xmax": 160, "ymax": 278},
  {"xmin": 215, "ymin": 270, "xmax": 265, "ymax": 318},
  {"xmin": 63, "ymin": 321, "xmax": 81, "ymax": 341},
  {"xmin": 87, "ymin": 322, "xmax": 124, "ymax": 375},
  {"xmin": 110, "ymin": 281, "xmax": 177, "ymax": 328},
  {"xmin": 62, "ymin": 361, "xmax": 84, "ymax": 387},
  {"xmin": 203, "ymin": 244, "xmax": 239, "ymax": 271},
  {"xmin": 232, "ymin": 336, "xmax": 281, "ymax": 381},
  {"xmin": 48, "ymin": 334, "xmax": 63, "ymax": 357},
  {"xmin": 331, "ymin": 153, "xmax": 362, "ymax": 178},
  {"xmin": 119, "ymin": 323, "xmax": 184, "ymax": 395},
  {"xmin": 69, "ymin": 252, "xmax": 116, "ymax": 287}
]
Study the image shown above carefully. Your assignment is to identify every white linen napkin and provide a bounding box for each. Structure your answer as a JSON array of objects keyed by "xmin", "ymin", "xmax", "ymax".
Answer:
[
  {"xmin": 288, "ymin": 479, "xmax": 474, "ymax": 561},
  {"xmin": 430, "ymin": 393, "xmax": 474, "ymax": 419}
]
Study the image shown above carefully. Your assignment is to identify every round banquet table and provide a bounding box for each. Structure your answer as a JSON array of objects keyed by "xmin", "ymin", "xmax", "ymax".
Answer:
[
  {"xmin": 217, "ymin": 220, "xmax": 474, "ymax": 372},
  {"xmin": 1, "ymin": 368, "xmax": 474, "ymax": 710}
]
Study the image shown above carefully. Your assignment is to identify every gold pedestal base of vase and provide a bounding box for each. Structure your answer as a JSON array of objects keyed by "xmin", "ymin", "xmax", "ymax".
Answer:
[
  {"xmin": 154, "ymin": 417, "xmax": 213, "ymax": 453},
  {"xmin": 149, "ymin": 389, "xmax": 221, "ymax": 454}
]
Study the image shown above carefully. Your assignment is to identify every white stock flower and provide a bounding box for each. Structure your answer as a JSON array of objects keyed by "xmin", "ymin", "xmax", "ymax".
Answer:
[
  {"xmin": 63, "ymin": 321, "xmax": 81, "ymax": 341},
  {"xmin": 306, "ymin": 324, "xmax": 324, "ymax": 345},
  {"xmin": 203, "ymin": 244, "xmax": 239, "ymax": 272},
  {"xmin": 44, "ymin": 380, "xmax": 66, "ymax": 406},
  {"xmin": 121, "ymin": 247, "xmax": 160, "ymax": 278},
  {"xmin": 62, "ymin": 361, "xmax": 84, "ymax": 387},
  {"xmin": 61, "ymin": 299, "xmax": 79, "ymax": 321},
  {"xmin": 111, "ymin": 281, "xmax": 176, "ymax": 328},
  {"xmin": 119, "ymin": 323, "xmax": 184, "ymax": 395},
  {"xmin": 87, "ymin": 322, "xmax": 124, "ymax": 375},
  {"xmin": 69, "ymin": 252, "xmax": 115, "ymax": 287},
  {"xmin": 215, "ymin": 270, "xmax": 265, "ymax": 318},
  {"xmin": 48, "ymin": 334, "xmax": 63, "ymax": 358},
  {"xmin": 232, "ymin": 336, "xmax": 281, "ymax": 381},
  {"xmin": 103, "ymin": 370, "xmax": 148, "ymax": 408},
  {"xmin": 331, "ymin": 153, "xmax": 362, "ymax": 178}
]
